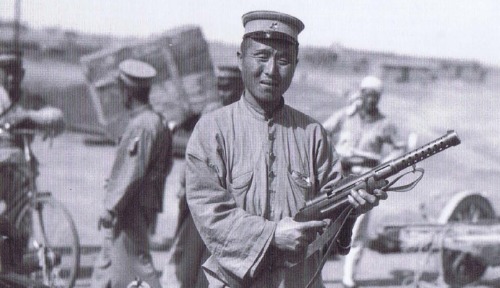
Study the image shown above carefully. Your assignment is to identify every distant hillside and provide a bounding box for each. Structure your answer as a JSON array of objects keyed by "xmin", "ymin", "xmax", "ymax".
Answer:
[
  {"xmin": 208, "ymin": 41, "xmax": 490, "ymax": 85},
  {"xmin": 3, "ymin": 22, "xmax": 499, "ymax": 137},
  {"xmin": 1, "ymin": 19, "xmax": 493, "ymax": 83},
  {"xmin": 0, "ymin": 19, "xmax": 136, "ymax": 63}
]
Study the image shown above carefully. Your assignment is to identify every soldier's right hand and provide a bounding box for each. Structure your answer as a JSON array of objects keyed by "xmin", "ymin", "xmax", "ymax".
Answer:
[{"xmin": 272, "ymin": 217, "xmax": 327, "ymax": 252}]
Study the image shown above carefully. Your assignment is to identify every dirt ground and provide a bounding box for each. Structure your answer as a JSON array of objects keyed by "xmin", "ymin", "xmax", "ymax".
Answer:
[
  {"xmin": 31, "ymin": 129, "xmax": 500, "ymax": 287},
  {"xmin": 28, "ymin": 70, "xmax": 500, "ymax": 287}
]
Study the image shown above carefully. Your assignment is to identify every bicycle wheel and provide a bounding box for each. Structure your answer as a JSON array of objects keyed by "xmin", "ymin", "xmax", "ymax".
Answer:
[{"xmin": 15, "ymin": 195, "xmax": 81, "ymax": 288}]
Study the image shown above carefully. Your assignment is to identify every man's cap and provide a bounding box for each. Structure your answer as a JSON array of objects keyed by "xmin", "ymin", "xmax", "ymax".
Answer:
[
  {"xmin": 217, "ymin": 66, "xmax": 241, "ymax": 79},
  {"xmin": 118, "ymin": 59, "xmax": 157, "ymax": 88},
  {"xmin": 0, "ymin": 54, "xmax": 17, "ymax": 69},
  {"xmin": 242, "ymin": 10, "xmax": 305, "ymax": 45},
  {"xmin": 360, "ymin": 76, "xmax": 383, "ymax": 94}
]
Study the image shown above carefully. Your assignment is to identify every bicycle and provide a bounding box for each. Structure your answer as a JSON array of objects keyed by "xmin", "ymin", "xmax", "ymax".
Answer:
[{"xmin": 0, "ymin": 126, "xmax": 80, "ymax": 288}]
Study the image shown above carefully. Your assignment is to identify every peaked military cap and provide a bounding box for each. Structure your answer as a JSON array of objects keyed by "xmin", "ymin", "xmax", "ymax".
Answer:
[
  {"xmin": 242, "ymin": 10, "xmax": 305, "ymax": 45},
  {"xmin": 217, "ymin": 66, "xmax": 241, "ymax": 79},
  {"xmin": 118, "ymin": 59, "xmax": 157, "ymax": 88}
]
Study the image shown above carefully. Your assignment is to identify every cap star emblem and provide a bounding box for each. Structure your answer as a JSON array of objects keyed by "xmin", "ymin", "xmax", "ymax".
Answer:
[{"xmin": 270, "ymin": 22, "xmax": 279, "ymax": 30}]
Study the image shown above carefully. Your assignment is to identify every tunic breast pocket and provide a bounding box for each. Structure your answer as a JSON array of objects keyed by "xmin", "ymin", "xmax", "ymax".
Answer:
[
  {"xmin": 287, "ymin": 169, "xmax": 312, "ymax": 205},
  {"xmin": 227, "ymin": 171, "xmax": 253, "ymax": 207}
]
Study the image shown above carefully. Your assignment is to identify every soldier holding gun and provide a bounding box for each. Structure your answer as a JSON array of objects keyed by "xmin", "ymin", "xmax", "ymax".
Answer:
[{"xmin": 184, "ymin": 11, "xmax": 386, "ymax": 288}]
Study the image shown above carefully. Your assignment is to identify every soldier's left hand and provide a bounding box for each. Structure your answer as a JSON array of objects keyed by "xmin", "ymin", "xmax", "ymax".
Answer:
[{"xmin": 348, "ymin": 188, "xmax": 387, "ymax": 215}]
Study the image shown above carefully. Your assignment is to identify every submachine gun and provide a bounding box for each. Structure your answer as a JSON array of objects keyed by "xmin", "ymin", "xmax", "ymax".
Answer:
[{"xmin": 295, "ymin": 130, "xmax": 461, "ymax": 288}]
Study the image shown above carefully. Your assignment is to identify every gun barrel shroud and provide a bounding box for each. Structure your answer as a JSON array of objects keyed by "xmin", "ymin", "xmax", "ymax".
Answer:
[{"xmin": 294, "ymin": 130, "xmax": 461, "ymax": 222}]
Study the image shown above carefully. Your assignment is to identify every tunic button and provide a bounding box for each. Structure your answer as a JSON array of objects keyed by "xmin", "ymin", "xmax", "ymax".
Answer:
[
  {"xmin": 268, "ymin": 119, "xmax": 274, "ymax": 126},
  {"xmin": 268, "ymin": 133, "xmax": 275, "ymax": 141},
  {"xmin": 268, "ymin": 171, "xmax": 275, "ymax": 178},
  {"xmin": 269, "ymin": 152, "xmax": 275, "ymax": 160}
]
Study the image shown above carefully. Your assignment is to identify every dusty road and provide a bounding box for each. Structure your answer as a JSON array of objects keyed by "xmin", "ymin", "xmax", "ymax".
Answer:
[
  {"xmin": 26, "ymin": 66, "xmax": 500, "ymax": 288},
  {"xmin": 30, "ymin": 132, "xmax": 500, "ymax": 287}
]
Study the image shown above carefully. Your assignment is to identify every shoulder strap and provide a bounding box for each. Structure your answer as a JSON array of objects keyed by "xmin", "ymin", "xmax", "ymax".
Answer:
[
  {"xmin": 152, "ymin": 110, "xmax": 174, "ymax": 173},
  {"xmin": 153, "ymin": 111, "xmax": 167, "ymax": 129},
  {"xmin": 303, "ymin": 206, "xmax": 353, "ymax": 288}
]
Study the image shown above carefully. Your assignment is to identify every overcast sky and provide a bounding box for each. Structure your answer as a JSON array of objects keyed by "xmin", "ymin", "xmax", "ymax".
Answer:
[{"xmin": 1, "ymin": 0, "xmax": 499, "ymax": 66}]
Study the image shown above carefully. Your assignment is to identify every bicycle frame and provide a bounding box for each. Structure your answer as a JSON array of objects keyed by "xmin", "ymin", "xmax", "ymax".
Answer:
[
  {"xmin": 3, "ymin": 128, "xmax": 80, "ymax": 288},
  {"xmin": 16, "ymin": 130, "xmax": 53, "ymax": 284}
]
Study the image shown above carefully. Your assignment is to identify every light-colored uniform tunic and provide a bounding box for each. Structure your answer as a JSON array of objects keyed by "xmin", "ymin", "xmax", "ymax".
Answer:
[
  {"xmin": 323, "ymin": 109, "xmax": 401, "ymax": 244},
  {"xmin": 323, "ymin": 108, "xmax": 402, "ymax": 287},
  {"xmin": 0, "ymin": 86, "xmax": 27, "ymax": 164},
  {"xmin": 91, "ymin": 105, "xmax": 172, "ymax": 288},
  {"xmin": 322, "ymin": 109, "xmax": 399, "ymax": 159},
  {"xmin": 185, "ymin": 96, "xmax": 348, "ymax": 288}
]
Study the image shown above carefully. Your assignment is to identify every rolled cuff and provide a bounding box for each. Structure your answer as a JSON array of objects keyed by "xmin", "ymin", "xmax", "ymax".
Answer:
[{"xmin": 216, "ymin": 220, "xmax": 277, "ymax": 280}]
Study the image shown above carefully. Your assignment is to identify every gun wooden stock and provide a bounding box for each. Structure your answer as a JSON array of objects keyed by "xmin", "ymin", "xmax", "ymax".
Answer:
[{"xmin": 294, "ymin": 130, "xmax": 461, "ymax": 222}]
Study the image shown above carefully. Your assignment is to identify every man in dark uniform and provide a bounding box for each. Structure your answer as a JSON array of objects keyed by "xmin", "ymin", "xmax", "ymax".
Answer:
[
  {"xmin": 217, "ymin": 65, "xmax": 244, "ymax": 107},
  {"xmin": 91, "ymin": 59, "xmax": 172, "ymax": 288},
  {"xmin": 201, "ymin": 65, "xmax": 244, "ymax": 114}
]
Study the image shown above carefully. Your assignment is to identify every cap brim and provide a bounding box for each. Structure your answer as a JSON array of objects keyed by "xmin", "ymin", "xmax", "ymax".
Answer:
[{"xmin": 244, "ymin": 31, "xmax": 298, "ymax": 45}]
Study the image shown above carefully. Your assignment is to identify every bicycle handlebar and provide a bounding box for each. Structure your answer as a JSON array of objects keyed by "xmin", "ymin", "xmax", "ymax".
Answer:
[
  {"xmin": 1, "ymin": 124, "xmax": 55, "ymax": 144},
  {"xmin": 7, "ymin": 128, "xmax": 39, "ymax": 136}
]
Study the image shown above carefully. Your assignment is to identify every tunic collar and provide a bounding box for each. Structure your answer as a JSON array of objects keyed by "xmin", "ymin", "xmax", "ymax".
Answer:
[{"xmin": 241, "ymin": 92, "xmax": 285, "ymax": 120}]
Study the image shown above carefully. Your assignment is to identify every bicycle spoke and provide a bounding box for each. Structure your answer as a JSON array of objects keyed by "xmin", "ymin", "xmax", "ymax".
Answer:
[{"xmin": 15, "ymin": 196, "xmax": 80, "ymax": 288}]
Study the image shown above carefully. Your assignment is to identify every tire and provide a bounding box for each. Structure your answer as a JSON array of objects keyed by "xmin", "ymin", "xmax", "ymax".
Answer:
[
  {"xmin": 442, "ymin": 250, "xmax": 488, "ymax": 286},
  {"xmin": 15, "ymin": 196, "xmax": 81, "ymax": 288},
  {"xmin": 445, "ymin": 194, "xmax": 495, "ymax": 223},
  {"xmin": 441, "ymin": 194, "xmax": 494, "ymax": 286}
]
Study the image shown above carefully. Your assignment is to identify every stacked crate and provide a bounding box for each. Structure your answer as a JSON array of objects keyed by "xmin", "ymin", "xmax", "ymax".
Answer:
[{"xmin": 80, "ymin": 25, "xmax": 217, "ymax": 141}]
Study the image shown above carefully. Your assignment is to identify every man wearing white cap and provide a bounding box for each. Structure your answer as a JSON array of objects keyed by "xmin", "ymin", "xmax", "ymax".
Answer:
[
  {"xmin": 323, "ymin": 76, "xmax": 406, "ymax": 288},
  {"xmin": 91, "ymin": 59, "xmax": 172, "ymax": 288},
  {"xmin": 185, "ymin": 11, "xmax": 387, "ymax": 288}
]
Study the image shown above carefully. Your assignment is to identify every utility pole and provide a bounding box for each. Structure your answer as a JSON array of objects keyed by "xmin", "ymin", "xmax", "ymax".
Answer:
[{"xmin": 11, "ymin": 0, "xmax": 22, "ymax": 102}]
